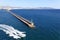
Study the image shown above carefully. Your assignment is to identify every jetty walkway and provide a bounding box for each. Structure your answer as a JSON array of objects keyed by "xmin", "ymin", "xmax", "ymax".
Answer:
[{"xmin": 6, "ymin": 10, "xmax": 35, "ymax": 28}]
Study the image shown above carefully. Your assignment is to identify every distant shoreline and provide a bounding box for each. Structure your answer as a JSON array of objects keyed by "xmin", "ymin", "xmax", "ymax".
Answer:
[
  {"xmin": 0, "ymin": 7, "xmax": 60, "ymax": 10},
  {"xmin": 0, "ymin": 6, "xmax": 56, "ymax": 10}
]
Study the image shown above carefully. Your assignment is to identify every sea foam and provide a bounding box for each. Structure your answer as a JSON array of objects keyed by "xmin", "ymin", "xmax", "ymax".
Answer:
[{"xmin": 0, "ymin": 24, "xmax": 26, "ymax": 39}]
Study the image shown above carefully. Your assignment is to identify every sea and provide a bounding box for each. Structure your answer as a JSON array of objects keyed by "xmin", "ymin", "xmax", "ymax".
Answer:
[{"xmin": 0, "ymin": 9, "xmax": 60, "ymax": 40}]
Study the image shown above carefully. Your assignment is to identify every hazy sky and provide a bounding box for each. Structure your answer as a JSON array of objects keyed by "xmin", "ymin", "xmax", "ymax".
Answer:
[{"xmin": 0, "ymin": 0, "xmax": 60, "ymax": 8}]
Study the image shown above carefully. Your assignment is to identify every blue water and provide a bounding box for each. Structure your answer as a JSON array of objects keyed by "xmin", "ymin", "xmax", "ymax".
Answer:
[{"xmin": 0, "ymin": 9, "xmax": 60, "ymax": 40}]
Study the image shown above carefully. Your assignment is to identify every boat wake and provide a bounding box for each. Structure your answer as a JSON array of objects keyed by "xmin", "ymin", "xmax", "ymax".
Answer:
[{"xmin": 0, "ymin": 24, "xmax": 26, "ymax": 39}]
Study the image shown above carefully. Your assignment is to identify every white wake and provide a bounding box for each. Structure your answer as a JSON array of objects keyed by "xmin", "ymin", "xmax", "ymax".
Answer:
[{"xmin": 0, "ymin": 24, "xmax": 26, "ymax": 39}]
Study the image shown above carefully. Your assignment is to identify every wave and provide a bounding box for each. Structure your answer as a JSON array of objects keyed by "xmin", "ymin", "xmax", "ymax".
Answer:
[{"xmin": 0, "ymin": 24, "xmax": 26, "ymax": 39}]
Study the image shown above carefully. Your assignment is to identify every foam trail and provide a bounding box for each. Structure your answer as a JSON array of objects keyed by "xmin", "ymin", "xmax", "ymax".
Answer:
[{"xmin": 0, "ymin": 24, "xmax": 26, "ymax": 39}]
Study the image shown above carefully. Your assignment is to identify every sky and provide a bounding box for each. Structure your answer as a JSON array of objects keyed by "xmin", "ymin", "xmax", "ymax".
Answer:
[{"xmin": 0, "ymin": 0, "xmax": 60, "ymax": 9}]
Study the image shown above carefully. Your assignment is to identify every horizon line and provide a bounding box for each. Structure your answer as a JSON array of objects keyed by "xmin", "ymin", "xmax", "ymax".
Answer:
[{"xmin": 0, "ymin": 6, "xmax": 60, "ymax": 9}]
